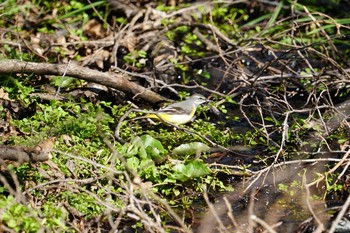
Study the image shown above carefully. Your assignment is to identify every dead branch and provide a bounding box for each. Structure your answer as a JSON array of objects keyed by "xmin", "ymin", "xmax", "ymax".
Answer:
[
  {"xmin": 0, "ymin": 137, "xmax": 56, "ymax": 166},
  {"xmin": 0, "ymin": 59, "xmax": 166, "ymax": 104},
  {"xmin": 0, "ymin": 145, "xmax": 49, "ymax": 165}
]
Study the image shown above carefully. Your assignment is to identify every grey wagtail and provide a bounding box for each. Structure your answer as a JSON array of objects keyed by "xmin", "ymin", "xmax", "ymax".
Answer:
[{"xmin": 138, "ymin": 94, "xmax": 207, "ymax": 125}]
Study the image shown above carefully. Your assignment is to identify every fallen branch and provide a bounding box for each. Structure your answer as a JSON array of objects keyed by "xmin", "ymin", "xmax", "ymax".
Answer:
[
  {"xmin": 0, "ymin": 138, "xmax": 56, "ymax": 166},
  {"xmin": 0, "ymin": 146, "xmax": 48, "ymax": 165},
  {"xmin": 0, "ymin": 59, "xmax": 166, "ymax": 103}
]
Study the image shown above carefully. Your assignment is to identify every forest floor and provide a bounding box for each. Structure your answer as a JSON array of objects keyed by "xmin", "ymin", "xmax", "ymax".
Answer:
[{"xmin": 1, "ymin": 0, "xmax": 350, "ymax": 232}]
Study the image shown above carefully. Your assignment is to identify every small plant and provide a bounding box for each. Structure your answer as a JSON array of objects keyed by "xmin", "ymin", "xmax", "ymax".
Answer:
[
  {"xmin": 0, "ymin": 195, "xmax": 53, "ymax": 232},
  {"xmin": 123, "ymin": 50, "xmax": 148, "ymax": 68}
]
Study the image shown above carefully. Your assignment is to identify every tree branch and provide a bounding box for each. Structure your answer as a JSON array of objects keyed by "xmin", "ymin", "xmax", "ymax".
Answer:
[{"xmin": 0, "ymin": 59, "xmax": 166, "ymax": 103}]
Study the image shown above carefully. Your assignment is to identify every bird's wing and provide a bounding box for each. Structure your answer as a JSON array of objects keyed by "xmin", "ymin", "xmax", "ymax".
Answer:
[{"xmin": 157, "ymin": 106, "xmax": 188, "ymax": 115}]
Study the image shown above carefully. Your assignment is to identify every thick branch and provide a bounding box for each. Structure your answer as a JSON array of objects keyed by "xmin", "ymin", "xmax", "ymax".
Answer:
[
  {"xmin": 0, "ymin": 146, "xmax": 49, "ymax": 165},
  {"xmin": 0, "ymin": 59, "xmax": 166, "ymax": 103},
  {"xmin": 0, "ymin": 138, "xmax": 56, "ymax": 165}
]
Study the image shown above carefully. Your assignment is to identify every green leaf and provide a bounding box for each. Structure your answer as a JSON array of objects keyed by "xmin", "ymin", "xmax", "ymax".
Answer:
[
  {"xmin": 126, "ymin": 157, "xmax": 140, "ymax": 171},
  {"xmin": 120, "ymin": 135, "xmax": 167, "ymax": 161},
  {"xmin": 266, "ymin": 1, "xmax": 283, "ymax": 28},
  {"xmin": 51, "ymin": 76, "xmax": 75, "ymax": 88},
  {"xmin": 172, "ymin": 142, "xmax": 210, "ymax": 156},
  {"xmin": 140, "ymin": 159, "xmax": 157, "ymax": 179},
  {"xmin": 140, "ymin": 135, "xmax": 167, "ymax": 160},
  {"xmin": 173, "ymin": 189, "xmax": 180, "ymax": 196},
  {"xmin": 171, "ymin": 160, "xmax": 210, "ymax": 181},
  {"xmin": 119, "ymin": 136, "xmax": 144, "ymax": 157},
  {"xmin": 6, "ymin": 218, "xmax": 17, "ymax": 228}
]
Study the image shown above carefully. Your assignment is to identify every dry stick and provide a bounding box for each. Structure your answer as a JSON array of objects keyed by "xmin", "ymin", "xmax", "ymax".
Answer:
[
  {"xmin": 51, "ymin": 40, "xmax": 114, "ymax": 47},
  {"xmin": 113, "ymin": 66, "xmax": 178, "ymax": 95},
  {"xmin": 209, "ymin": 163, "xmax": 254, "ymax": 176},
  {"xmin": 115, "ymin": 108, "xmax": 136, "ymax": 144},
  {"xmin": 23, "ymin": 177, "xmax": 100, "ymax": 194},
  {"xmin": 73, "ymin": 183, "xmax": 120, "ymax": 212},
  {"xmin": 201, "ymin": 187, "xmax": 230, "ymax": 233},
  {"xmin": 142, "ymin": 194, "xmax": 164, "ymax": 230},
  {"xmin": 335, "ymin": 158, "xmax": 350, "ymax": 184},
  {"xmin": 223, "ymin": 196, "xmax": 242, "ymax": 233},
  {"xmin": 208, "ymin": 12, "xmax": 239, "ymax": 95},
  {"xmin": 109, "ymin": 205, "xmax": 128, "ymax": 232},
  {"xmin": 110, "ymin": 26, "xmax": 127, "ymax": 66},
  {"xmin": 0, "ymin": 173, "xmax": 17, "ymax": 198},
  {"xmin": 163, "ymin": 82, "xmax": 226, "ymax": 97},
  {"xmin": 193, "ymin": 27, "xmax": 219, "ymax": 53},
  {"xmin": 304, "ymin": 174, "xmax": 325, "ymax": 233},
  {"xmin": 252, "ymin": 157, "xmax": 350, "ymax": 173},
  {"xmin": 0, "ymin": 59, "xmax": 166, "ymax": 103},
  {"xmin": 248, "ymin": 69, "xmax": 350, "ymax": 83},
  {"xmin": 306, "ymin": 148, "xmax": 350, "ymax": 188},
  {"xmin": 307, "ymin": 46, "xmax": 350, "ymax": 79},
  {"xmin": 52, "ymin": 149, "xmax": 124, "ymax": 174},
  {"xmin": 19, "ymin": 35, "xmax": 48, "ymax": 61},
  {"xmin": 241, "ymin": 106, "xmax": 286, "ymax": 192},
  {"xmin": 127, "ymin": 186, "xmax": 168, "ymax": 233},
  {"xmin": 328, "ymin": 193, "xmax": 350, "ymax": 233},
  {"xmin": 273, "ymin": 48, "xmax": 301, "ymax": 76},
  {"xmin": 247, "ymin": 190, "xmax": 256, "ymax": 233},
  {"xmin": 244, "ymin": 156, "xmax": 350, "ymax": 193},
  {"xmin": 207, "ymin": 18, "xmax": 237, "ymax": 94},
  {"xmin": 250, "ymin": 215, "xmax": 277, "ymax": 233},
  {"xmin": 145, "ymin": 191, "xmax": 191, "ymax": 233},
  {"xmin": 255, "ymin": 96, "xmax": 271, "ymax": 144},
  {"xmin": 243, "ymin": 100, "xmax": 347, "ymax": 193},
  {"xmin": 86, "ymin": 0, "xmax": 111, "ymax": 32},
  {"xmin": 0, "ymin": 146, "xmax": 51, "ymax": 165},
  {"xmin": 303, "ymin": 6, "xmax": 338, "ymax": 59},
  {"xmin": 104, "ymin": 130, "xmax": 178, "ymax": 231},
  {"xmin": 111, "ymin": 9, "xmax": 145, "ymax": 66}
]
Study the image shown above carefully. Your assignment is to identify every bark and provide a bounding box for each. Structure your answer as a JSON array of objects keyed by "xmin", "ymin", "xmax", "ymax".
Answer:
[
  {"xmin": 0, "ymin": 145, "xmax": 49, "ymax": 165},
  {"xmin": 0, "ymin": 59, "xmax": 166, "ymax": 103}
]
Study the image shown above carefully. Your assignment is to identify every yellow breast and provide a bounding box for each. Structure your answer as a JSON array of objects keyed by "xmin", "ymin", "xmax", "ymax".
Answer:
[{"xmin": 156, "ymin": 113, "xmax": 194, "ymax": 125}]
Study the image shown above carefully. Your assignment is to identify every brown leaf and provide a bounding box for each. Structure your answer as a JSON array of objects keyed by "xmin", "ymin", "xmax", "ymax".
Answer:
[
  {"xmin": 35, "ymin": 137, "xmax": 56, "ymax": 159},
  {"xmin": 62, "ymin": 134, "xmax": 72, "ymax": 146},
  {"xmin": 44, "ymin": 161, "xmax": 66, "ymax": 179},
  {"xmin": 83, "ymin": 19, "xmax": 105, "ymax": 39},
  {"xmin": 0, "ymin": 88, "xmax": 10, "ymax": 101},
  {"xmin": 119, "ymin": 32, "xmax": 137, "ymax": 52}
]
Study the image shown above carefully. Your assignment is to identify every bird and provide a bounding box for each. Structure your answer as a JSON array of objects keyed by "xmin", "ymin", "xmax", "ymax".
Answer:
[{"xmin": 137, "ymin": 94, "xmax": 208, "ymax": 125}]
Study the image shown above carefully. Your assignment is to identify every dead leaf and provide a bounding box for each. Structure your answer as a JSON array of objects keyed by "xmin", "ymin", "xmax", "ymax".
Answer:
[
  {"xmin": 56, "ymin": 35, "xmax": 66, "ymax": 45},
  {"xmin": 66, "ymin": 160, "xmax": 76, "ymax": 177},
  {"xmin": 83, "ymin": 19, "xmax": 105, "ymax": 39},
  {"xmin": 44, "ymin": 160, "xmax": 65, "ymax": 179},
  {"xmin": 62, "ymin": 134, "xmax": 72, "ymax": 146},
  {"xmin": 0, "ymin": 88, "xmax": 10, "ymax": 101},
  {"xmin": 35, "ymin": 137, "xmax": 56, "ymax": 159},
  {"xmin": 119, "ymin": 32, "xmax": 137, "ymax": 52}
]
